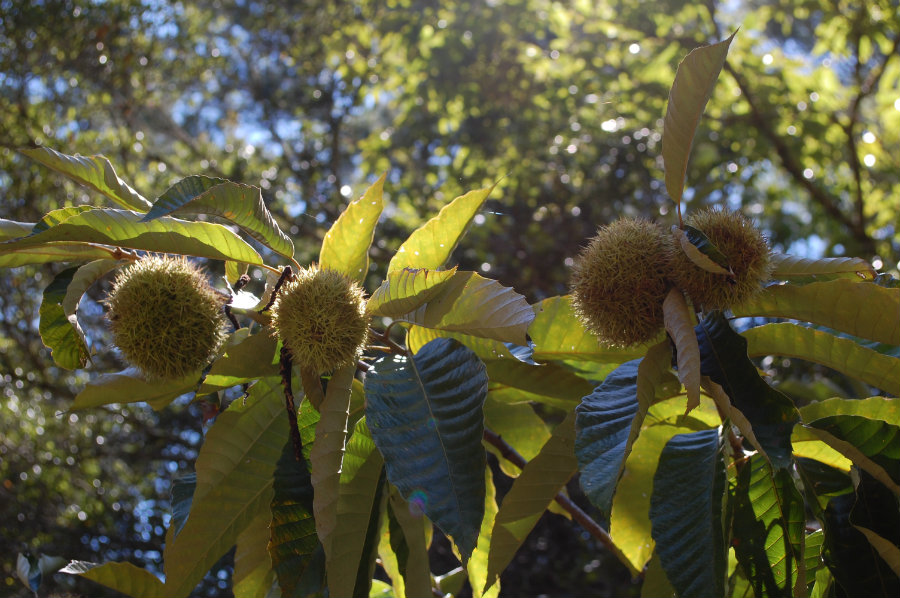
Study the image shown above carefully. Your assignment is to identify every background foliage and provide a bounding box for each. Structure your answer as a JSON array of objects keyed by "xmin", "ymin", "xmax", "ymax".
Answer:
[{"xmin": 1, "ymin": 0, "xmax": 898, "ymax": 596}]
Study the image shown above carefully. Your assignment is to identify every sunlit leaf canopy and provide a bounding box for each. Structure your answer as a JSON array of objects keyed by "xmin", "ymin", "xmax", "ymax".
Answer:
[{"xmin": 1, "ymin": 0, "xmax": 898, "ymax": 595}]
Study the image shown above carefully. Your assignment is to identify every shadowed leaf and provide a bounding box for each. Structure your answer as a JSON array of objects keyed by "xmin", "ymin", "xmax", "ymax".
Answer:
[
  {"xmin": 662, "ymin": 288, "xmax": 700, "ymax": 411},
  {"xmin": 60, "ymin": 561, "xmax": 166, "ymax": 598}
]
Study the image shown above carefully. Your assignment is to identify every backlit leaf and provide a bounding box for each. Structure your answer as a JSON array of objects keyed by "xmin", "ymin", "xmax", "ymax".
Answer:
[
  {"xmin": 529, "ymin": 296, "xmax": 648, "ymax": 363},
  {"xmin": 734, "ymin": 279, "xmax": 899, "ymax": 346},
  {"xmin": 1, "ymin": 208, "xmax": 264, "ymax": 264},
  {"xmin": 71, "ymin": 368, "xmax": 199, "ymax": 410},
  {"xmin": 144, "ymin": 176, "xmax": 294, "ymax": 259},
  {"xmin": 649, "ymin": 429, "xmax": 727, "ymax": 597},
  {"xmin": 365, "ymin": 337, "xmax": 488, "ymax": 561},
  {"xmin": 662, "ymin": 33, "xmax": 735, "ymax": 207},
  {"xmin": 60, "ymin": 561, "xmax": 166, "ymax": 598},
  {"xmin": 233, "ymin": 512, "xmax": 275, "ymax": 598},
  {"xmin": 320, "ymin": 174, "xmax": 385, "ymax": 283},
  {"xmin": 21, "ymin": 146, "xmax": 152, "ymax": 211},
  {"xmin": 38, "ymin": 266, "xmax": 91, "ymax": 369},
  {"xmin": 388, "ymin": 185, "xmax": 494, "ymax": 273},
  {"xmin": 483, "ymin": 396, "xmax": 551, "ymax": 477},
  {"xmin": 0, "ymin": 218, "xmax": 32, "ymax": 241},
  {"xmin": 0, "ymin": 243, "xmax": 118, "ymax": 268},
  {"xmin": 807, "ymin": 415, "xmax": 900, "ymax": 493},
  {"xmin": 485, "ymin": 410, "xmax": 578, "ymax": 591},
  {"xmin": 769, "ymin": 253, "xmax": 875, "ymax": 282},
  {"xmin": 163, "ymin": 378, "xmax": 287, "ymax": 597},
  {"xmin": 367, "ymin": 267, "xmax": 458, "ymax": 317},
  {"xmin": 743, "ymin": 323, "xmax": 900, "ymax": 395}
]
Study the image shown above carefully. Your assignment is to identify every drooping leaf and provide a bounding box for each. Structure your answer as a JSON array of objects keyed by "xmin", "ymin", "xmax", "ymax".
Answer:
[
  {"xmin": 233, "ymin": 512, "xmax": 276, "ymax": 598},
  {"xmin": 0, "ymin": 218, "xmax": 33, "ymax": 241},
  {"xmin": 732, "ymin": 454, "xmax": 805, "ymax": 597},
  {"xmin": 769, "ymin": 253, "xmax": 876, "ymax": 282},
  {"xmin": 641, "ymin": 553, "xmax": 676, "ymax": 598},
  {"xmin": 71, "ymin": 368, "xmax": 199, "ymax": 410},
  {"xmin": 388, "ymin": 185, "xmax": 494, "ymax": 273},
  {"xmin": 143, "ymin": 176, "xmax": 294, "ymax": 259},
  {"xmin": 791, "ymin": 427, "xmax": 852, "ymax": 472},
  {"xmin": 743, "ymin": 323, "xmax": 900, "ymax": 396},
  {"xmin": 733, "ymin": 279, "xmax": 900, "ymax": 346},
  {"xmin": 38, "ymin": 266, "xmax": 91, "ymax": 369},
  {"xmin": 611, "ymin": 422, "xmax": 701, "ymax": 574},
  {"xmin": 1, "ymin": 208, "xmax": 264, "ymax": 264},
  {"xmin": 61, "ymin": 258, "xmax": 123, "ymax": 317},
  {"xmin": 799, "ymin": 396, "xmax": 900, "ymax": 424},
  {"xmin": 379, "ymin": 487, "xmax": 432, "ymax": 598},
  {"xmin": 327, "ymin": 418, "xmax": 386, "ymax": 598},
  {"xmin": 365, "ymin": 337, "xmax": 488, "ymax": 561},
  {"xmin": 662, "ymin": 32, "xmax": 736, "ymax": 207},
  {"xmin": 672, "ymin": 225, "xmax": 733, "ymax": 275},
  {"xmin": 32, "ymin": 205, "xmax": 110, "ymax": 234},
  {"xmin": 367, "ymin": 267, "xmax": 458, "ymax": 317},
  {"xmin": 486, "ymin": 358, "xmax": 595, "ymax": 406},
  {"xmin": 649, "ymin": 429, "xmax": 727, "ymax": 598},
  {"xmin": 20, "ymin": 146, "xmax": 152, "ymax": 211},
  {"xmin": 575, "ymin": 360, "xmax": 643, "ymax": 515},
  {"xmin": 393, "ymin": 271, "xmax": 533, "ymax": 345},
  {"xmin": 662, "ymin": 287, "xmax": 701, "ymax": 411},
  {"xmin": 268, "ymin": 439, "xmax": 325, "ymax": 598},
  {"xmin": 696, "ymin": 312, "xmax": 799, "ymax": 468},
  {"xmin": 162, "ymin": 378, "xmax": 286, "ymax": 597},
  {"xmin": 464, "ymin": 467, "xmax": 500, "ymax": 598},
  {"xmin": 59, "ymin": 561, "xmax": 166, "ymax": 598},
  {"xmin": 199, "ymin": 330, "xmax": 280, "ymax": 392},
  {"xmin": 0, "ymin": 243, "xmax": 119, "ymax": 267},
  {"xmin": 529, "ymin": 296, "xmax": 648, "ymax": 363},
  {"xmin": 806, "ymin": 415, "xmax": 900, "ymax": 493},
  {"xmin": 319, "ymin": 174, "xmax": 385, "ymax": 283},
  {"xmin": 309, "ymin": 363, "xmax": 356, "ymax": 580},
  {"xmin": 485, "ymin": 410, "xmax": 578, "ymax": 591},
  {"xmin": 848, "ymin": 470, "xmax": 900, "ymax": 577}
]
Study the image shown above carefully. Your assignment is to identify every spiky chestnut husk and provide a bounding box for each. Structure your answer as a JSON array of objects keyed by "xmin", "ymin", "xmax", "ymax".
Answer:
[
  {"xmin": 569, "ymin": 218, "xmax": 670, "ymax": 347},
  {"xmin": 105, "ymin": 256, "xmax": 227, "ymax": 380},
  {"xmin": 271, "ymin": 266, "xmax": 369, "ymax": 374},
  {"xmin": 669, "ymin": 209, "xmax": 771, "ymax": 311}
]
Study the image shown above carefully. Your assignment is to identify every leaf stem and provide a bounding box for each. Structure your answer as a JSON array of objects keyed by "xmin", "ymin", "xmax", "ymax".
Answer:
[{"xmin": 481, "ymin": 429, "xmax": 624, "ymax": 560}]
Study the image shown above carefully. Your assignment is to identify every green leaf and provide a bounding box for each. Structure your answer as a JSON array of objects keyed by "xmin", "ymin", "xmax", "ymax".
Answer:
[
  {"xmin": 483, "ymin": 396, "xmax": 550, "ymax": 478},
  {"xmin": 649, "ymin": 429, "xmax": 727, "ymax": 598},
  {"xmin": 529, "ymin": 296, "xmax": 648, "ymax": 363},
  {"xmin": 327, "ymin": 417, "xmax": 386, "ymax": 598},
  {"xmin": 367, "ymin": 267, "xmax": 458, "ymax": 318},
  {"xmin": 485, "ymin": 359, "xmax": 594, "ymax": 408},
  {"xmin": 144, "ymin": 176, "xmax": 294, "ymax": 259},
  {"xmin": 406, "ymin": 325, "xmax": 515, "ymax": 361},
  {"xmin": 662, "ymin": 33, "xmax": 735, "ymax": 207},
  {"xmin": 233, "ymin": 512, "xmax": 276, "ymax": 598},
  {"xmin": 163, "ymin": 377, "xmax": 287, "ymax": 597},
  {"xmin": 62, "ymin": 258, "xmax": 123, "ymax": 316},
  {"xmin": 268, "ymin": 440, "xmax": 326, "ymax": 598},
  {"xmin": 0, "ymin": 218, "xmax": 32, "ymax": 241},
  {"xmin": 320, "ymin": 174, "xmax": 385, "ymax": 283},
  {"xmin": 309, "ymin": 364, "xmax": 356, "ymax": 579},
  {"xmin": 365, "ymin": 337, "xmax": 488, "ymax": 561},
  {"xmin": 486, "ymin": 410, "xmax": 578, "ymax": 590},
  {"xmin": 0, "ymin": 243, "xmax": 118, "ymax": 268},
  {"xmin": 20, "ymin": 146, "xmax": 153, "ymax": 211},
  {"xmin": 611, "ymin": 422, "xmax": 700, "ymax": 574},
  {"xmin": 466, "ymin": 467, "xmax": 500, "ymax": 598},
  {"xmin": 743, "ymin": 323, "xmax": 900, "ymax": 396},
  {"xmin": 769, "ymin": 253, "xmax": 876, "ymax": 282},
  {"xmin": 804, "ymin": 529, "xmax": 826, "ymax": 580},
  {"xmin": 807, "ymin": 415, "xmax": 900, "ymax": 493},
  {"xmin": 388, "ymin": 185, "xmax": 494, "ymax": 273},
  {"xmin": 848, "ymin": 471, "xmax": 900, "ymax": 577},
  {"xmin": 60, "ymin": 561, "xmax": 166, "ymax": 598},
  {"xmin": 379, "ymin": 487, "xmax": 432, "ymax": 598},
  {"xmin": 169, "ymin": 473, "xmax": 195, "ymax": 538},
  {"xmin": 1, "ymin": 208, "xmax": 263, "ymax": 264},
  {"xmin": 39, "ymin": 266, "xmax": 90, "ymax": 369},
  {"xmin": 662, "ymin": 288, "xmax": 701, "ymax": 411},
  {"xmin": 799, "ymin": 396, "xmax": 900, "ymax": 424},
  {"xmin": 71, "ymin": 368, "xmax": 199, "ymax": 410},
  {"xmin": 575, "ymin": 360, "xmax": 643, "ymax": 515},
  {"xmin": 32, "ymin": 205, "xmax": 98, "ymax": 234},
  {"xmin": 641, "ymin": 553, "xmax": 676, "ymax": 598},
  {"xmin": 673, "ymin": 225, "xmax": 733, "ymax": 275},
  {"xmin": 393, "ymin": 271, "xmax": 533, "ymax": 345},
  {"xmin": 733, "ymin": 279, "xmax": 900, "ymax": 346},
  {"xmin": 732, "ymin": 454, "xmax": 805, "ymax": 597},
  {"xmin": 198, "ymin": 330, "xmax": 281, "ymax": 392},
  {"xmin": 696, "ymin": 312, "xmax": 799, "ymax": 468}
]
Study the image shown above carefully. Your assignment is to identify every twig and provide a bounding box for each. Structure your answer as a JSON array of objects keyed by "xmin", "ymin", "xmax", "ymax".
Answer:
[
  {"xmin": 368, "ymin": 327, "xmax": 406, "ymax": 355},
  {"xmin": 280, "ymin": 346, "xmax": 304, "ymax": 463}
]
